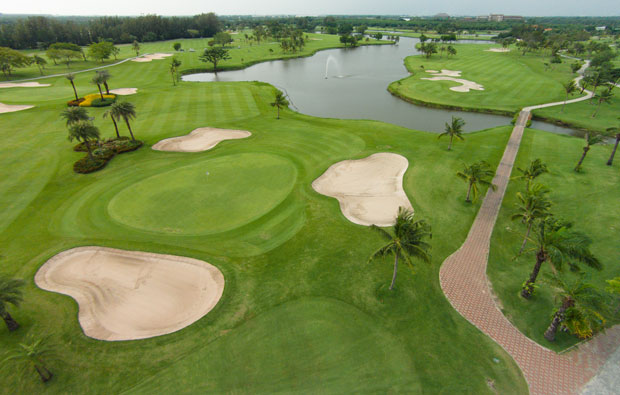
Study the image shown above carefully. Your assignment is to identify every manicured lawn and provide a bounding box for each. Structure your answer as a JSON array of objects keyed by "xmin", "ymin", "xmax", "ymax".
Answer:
[
  {"xmin": 0, "ymin": 46, "xmax": 528, "ymax": 393},
  {"xmin": 389, "ymin": 43, "xmax": 579, "ymax": 115},
  {"xmin": 488, "ymin": 128, "xmax": 620, "ymax": 351}
]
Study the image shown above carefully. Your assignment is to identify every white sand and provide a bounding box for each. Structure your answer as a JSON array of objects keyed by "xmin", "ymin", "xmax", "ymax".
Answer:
[
  {"xmin": 152, "ymin": 127, "xmax": 251, "ymax": 152},
  {"xmin": 426, "ymin": 69, "xmax": 462, "ymax": 77},
  {"xmin": 312, "ymin": 153, "xmax": 413, "ymax": 227},
  {"xmin": 0, "ymin": 102, "xmax": 34, "ymax": 114},
  {"xmin": 485, "ymin": 48, "xmax": 511, "ymax": 53},
  {"xmin": 109, "ymin": 88, "xmax": 138, "ymax": 95},
  {"xmin": 35, "ymin": 246, "xmax": 225, "ymax": 341},
  {"xmin": 422, "ymin": 70, "xmax": 484, "ymax": 93},
  {"xmin": 131, "ymin": 53, "xmax": 173, "ymax": 63},
  {"xmin": 0, "ymin": 82, "xmax": 50, "ymax": 88}
]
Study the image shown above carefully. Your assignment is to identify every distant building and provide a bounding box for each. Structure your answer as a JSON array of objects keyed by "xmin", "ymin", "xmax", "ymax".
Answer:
[
  {"xmin": 504, "ymin": 15, "xmax": 524, "ymax": 21},
  {"xmin": 489, "ymin": 14, "xmax": 504, "ymax": 22},
  {"xmin": 595, "ymin": 26, "xmax": 606, "ymax": 31},
  {"xmin": 473, "ymin": 14, "xmax": 524, "ymax": 22},
  {"xmin": 435, "ymin": 13, "xmax": 450, "ymax": 19}
]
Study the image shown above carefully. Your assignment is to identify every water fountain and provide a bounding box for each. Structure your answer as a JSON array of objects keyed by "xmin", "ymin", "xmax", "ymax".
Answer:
[{"xmin": 324, "ymin": 55, "xmax": 341, "ymax": 79}]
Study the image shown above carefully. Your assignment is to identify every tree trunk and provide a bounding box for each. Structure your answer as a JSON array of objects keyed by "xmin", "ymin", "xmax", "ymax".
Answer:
[
  {"xmin": 389, "ymin": 254, "xmax": 399, "ymax": 291},
  {"xmin": 104, "ymin": 82, "xmax": 110, "ymax": 95},
  {"xmin": 171, "ymin": 70, "xmax": 176, "ymax": 86},
  {"xmin": 519, "ymin": 222, "xmax": 532, "ymax": 254},
  {"xmin": 465, "ymin": 182, "xmax": 472, "ymax": 202},
  {"xmin": 591, "ymin": 102, "xmax": 601, "ymax": 118},
  {"xmin": 607, "ymin": 135, "xmax": 619, "ymax": 166},
  {"xmin": 70, "ymin": 82, "xmax": 79, "ymax": 101},
  {"xmin": 97, "ymin": 84, "xmax": 104, "ymax": 100},
  {"xmin": 521, "ymin": 250, "xmax": 545, "ymax": 299},
  {"xmin": 37, "ymin": 65, "xmax": 44, "ymax": 76},
  {"xmin": 574, "ymin": 146, "xmax": 589, "ymax": 171},
  {"xmin": 1, "ymin": 311, "xmax": 19, "ymax": 331},
  {"xmin": 544, "ymin": 299, "xmax": 572, "ymax": 341},
  {"xmin": 84, "ymin": 140, "xmax": 94, "ymax": 160},
  {"xmin": 125, "ymin": 119, "xmax": 135, "ymax": 141},
  {"xmin": 111, "ymin": 116, "xmax": 120, "ymax": 138},
  {"xmin": 448, "ymin": 135, "xmax": 453, "ymax": 150},
  {"xmin": 35, "ymin": 364, "xmax": 53, "ymax": 383}
]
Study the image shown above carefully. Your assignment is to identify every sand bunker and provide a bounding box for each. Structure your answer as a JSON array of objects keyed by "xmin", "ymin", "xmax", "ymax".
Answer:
[
  {"xmin": 132, "ymin": 53, "xmax": 173, "ymax": 63},
  {"xmin": 35, "ymin": 247, "xmax": 225, "ymax": 341},
  {"xmin": 485, "ymin": 48, "xmax": 510, "ymax": 53},
  {"xmin": 152, "ymin": 127, "xmax": 251, "ymax": 152},
  {"xmin": 0, "ymin": 82, "xmax": 50, "ymax": 88},
  {"xmin": 422, "ymin": 70, "xmax": 484, "ymax": 93},
  {"xmin": 312, "ymin": 153, "xmax": 413, "ymax": 227},
  {"xmin": 0, "ymin": 102, "xmax": 34, "ymax": 114},
  {"xmin": 109, "ymin": 88, "xmax": 138, "ymax": 95}
]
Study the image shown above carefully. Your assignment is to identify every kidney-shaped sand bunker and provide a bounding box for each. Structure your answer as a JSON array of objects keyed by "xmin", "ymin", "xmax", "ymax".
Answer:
[{"xmin": 35, "ymin": 247, "xmax": 225, "ymax": 341}]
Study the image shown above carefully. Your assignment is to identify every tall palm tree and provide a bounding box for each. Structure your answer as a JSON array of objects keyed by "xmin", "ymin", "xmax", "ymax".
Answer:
[
  {"xmin": 456, "ymin": 161, "xmax": 497, "ymax": 203},
  {"xmin": 91, "ymin": 73, "xmax": 105, "ymax": 100},
  {"xmin": 520, "ymin": 217, "xmax": 601, "ymax": 299},
  {"xmin": 68, "ymin": 121, "xmax": 100, "ymax": 160},
  {"xmin": 561, "ymin": 80, "xmax": 577, "ymax": 113},
  {"xmin": 574, "ymin": 132, "xmax": 604, "ymax": 172},
  {"xmin": 512, "ymin": 158, "xmax": 549, "ymax": 188},
  {"xmin": 103, "ymin": 109, "xmax": 120, "ymax": 139},
  {"xmin": 542, "ymin": 273, "xmax": 606, "ymax": 341},
  {"xmin": 438, "ymin": 116, "xmax": 465, "ymax": 150},
  {"xmin": 368, "ymin": 207, "xmax": 432, "ymax": 291},
  {"xmin": 591, "ymin": 88, "xmax": 613, "ymax": 118},
  {"xmin": 65, "ymin": 73, "xmax": 79, "ymax": 101},
  {"xmin": 0, "ymin": 276, "xmax": 24, "ymax": 332},
  {"xmin": 2, "ymin": 336, "xmax": 55, "ymax": 383},
  {"xmin": 605, "ymin": 124, "xmax": 620, "ymax": 166},
  {"xmin": 511, "ymin": 183, "xmax": 552, "ymax": 254},
  {"xmin": 96, "ymin": 70, "xmax": 111, "ymax": 94},
  {"xmin": 60, "ymin": 107, "xmax": 90, "ymax": 127},
  {"xmin": 111, "ymin": 101, "xmax": 137, "ymax": 141},
  {"xmin": 270, "ymin": 91, "xmax": 289, "ymax": 119}
]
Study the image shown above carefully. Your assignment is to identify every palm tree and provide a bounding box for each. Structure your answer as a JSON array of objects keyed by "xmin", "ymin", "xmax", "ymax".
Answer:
[
  {"xmin": 32, "ymin": 55, "xmax": 47, "ymax": 76},
  {"xmin": 0, "ymin": 276, "xmax": 24, "ymax": 332},
  {"xmin": 520, "ymin": 217, "xmax": 601, "ymax": 299},
  {"xmin": 438, "ymin": 116, "xmax": 465, "ymax": 150},
  {"xmin": 132, "ymin": 40, "xmax": 140, "ymax": 56},
  {"xmin": 605, "ymin": 123, "xmax": 620, "ymax": 166},
  {"xmin": 60, "ymin": 107, "xmax": 90, "ymax": 127},
  {"xmin": 111, "ymin": 101, "xmax": 137, "ymax": 141},
  {"xmin": 512, "ymin": 158, "xmax": 549, "ymax": 188},
  {"xmin": 456, "ymin": 161, "xmax": 497, "ymax": 203},
  {"xmin": 96, "ymin": 70, "xmax": 111, "ymax": 94},
  {"xmin": 591, "ymin": 88, "xmax": 613, "ymax": 118},
  {"xmin": 511, "ymin": 183, "xmax": 552, "ymax": 254},
  {"xmin": 65, "ymin": 73, "xmax": 79, "ymax": 101},
  {"xmin": 368, "ymin": 207, "xmax": 432, "ymax": 291},
  {"xmin": 574, "ymin": 132, "xmax": 604, "ymax": 172},
  {"xmin": 3, "ymin": 336, "xmax": 55, "ymax": 383},
  {"xmin": 542, "ymin": 273, "xmax": 606, "ymax": 341},
  {"xmin": 270, "ymin": 91, "xmax": 289, "ymax": 119},
  {"xmin": 561, "ymin": 80, "xmax": 577, "ymax": 113},
  {"xmin": 170, "ymin": 57, "xmax": 182, "ymax": 86},
  {"xmin": 91, "ymin": 73, "xmax": 105, "ymax": 100},
  {"xmin": 447, "ymin": 45, "xmax": 457, "ymax": 58},
  {"xmin": 103, "ymin": 109, "xmax": 121, "ymax": 139},
  {"xmin": 68, "ymin": 121, "xmax": 100, "ymax": 160}
]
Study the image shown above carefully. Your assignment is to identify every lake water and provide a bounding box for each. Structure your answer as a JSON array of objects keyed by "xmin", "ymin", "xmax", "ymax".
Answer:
[{"xmin": 184, "ymin": 37, "xmax": 581, "ymax": 136}]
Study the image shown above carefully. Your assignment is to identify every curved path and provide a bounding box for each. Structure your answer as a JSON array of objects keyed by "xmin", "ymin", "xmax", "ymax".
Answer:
[{"xmin": 439, "ymin": 67, "xmax": 619, "ymax": 395}]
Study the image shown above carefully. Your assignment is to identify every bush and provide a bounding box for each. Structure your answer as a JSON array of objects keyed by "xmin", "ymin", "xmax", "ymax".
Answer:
[
  {"xmin": 93, "ymin": 147, "xmax": 115, "ymax": 160},
  {"xmin": 79, "ymin": 93, "xmax": 116, "ymax": 107},
  {"xmin": 91, "ymin": 97, "xmax": 116, "ymax": 107},
  {"xmin": 67, "ymin": 98, "xmax": 85, "ymax": 107},
  {"xmin": 113, "ymin": 139, "xmax": 143, "ymax": 153},
  {"xmin": 73, "ymin": 156, "xmax": 107, "ymax": 174},
  {"xmin": 71, "ymin": 138, "xmax": 143, "ymax": 174}
]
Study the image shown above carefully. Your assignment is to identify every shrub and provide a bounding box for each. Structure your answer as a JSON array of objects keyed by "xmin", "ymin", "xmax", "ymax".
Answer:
[
  {"xmin": 79, "ymin": 93, "xmax": 116, "ymax": 107},
  {"xmin": 93, "ymin": 147, "xmax": 115, "ymax": 160},
  {"xmin": 113, "ymin": 139, "xmax": 143, "ymax": 153},
  {"xmin": 73, "ymin": 156, "xmax": 107, "ymax": 174},
  {"xmin": 91, "ymin": 97, "xmax": 116, "ymax": 107}
]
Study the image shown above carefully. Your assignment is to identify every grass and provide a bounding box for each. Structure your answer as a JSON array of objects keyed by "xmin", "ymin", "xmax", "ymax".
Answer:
[
  {"xmin": 488, "ymin": 129, "xmax": 620, "ymax": 351},
  {"xmin": 389, "ymin": 43, "xmax": 579, "ymax": 115},
  {"xmin": 0, "ymin": 44, "xmax": 529, "ymax": 393}
]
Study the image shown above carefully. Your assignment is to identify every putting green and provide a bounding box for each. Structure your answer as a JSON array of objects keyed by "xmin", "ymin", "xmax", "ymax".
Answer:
[{"xmin": 108, "ymin": 153, "xmax": 297, "ymax": 235}]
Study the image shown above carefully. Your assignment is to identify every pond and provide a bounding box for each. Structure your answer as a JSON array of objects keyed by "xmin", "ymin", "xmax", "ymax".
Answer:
[{"xmin": 184, "ymin": 37, "xmax": 581, "ymax": 136}]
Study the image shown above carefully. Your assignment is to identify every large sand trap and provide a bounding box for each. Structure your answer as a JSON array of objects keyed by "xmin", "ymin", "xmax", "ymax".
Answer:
[
  {"xmin": 485, "ymin": 48, "xmax": 511, "ymax": 53},
  {"xmin": 312, "ymin": 153, "xmax": 413, "ymax": 227},
  {"xmin": 0, "ymin": 102, "xmax": 34, "ymax": 114},
  {"xmin": 422, "ymin": 70, "xmax": 484, "ymax": 93},
  {"xmin": 152, "ymin": 127, "xmax": 251, "ymax": 152},
  {"xmin": 109, "ymin": 88, "xmax": 138, "ymax": 95},
  {"xmin": 0, "ymin": 82, "xmax": 50, "ymax": 88},
  {"xmin": 131, "ymin": 53, "xmax": 173, "ymax": 62},
  {"xmin": 35, "ymin": 247, "xmax": 225, "ymax": 341}
]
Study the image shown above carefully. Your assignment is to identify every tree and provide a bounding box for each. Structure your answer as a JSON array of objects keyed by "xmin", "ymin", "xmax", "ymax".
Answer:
[
  {"xmin": 520, "ymin": 217, "xmax": 601, "ymax": 299},
  {"xmin": 111, "ymin": 46, "xmax": 120, "ymax": 60},
  {"xmin": 607, "ymin": 277, "xmax": 620, "ymax": 295},
  {"xmin": 61, "ymin": 107, "xmax": 90, "ymax": 127},
  {"xmin": 512, "ymin": 158, "xmax": 549, "ymax": 188},
  {"xmin": 103, "ymin": 109, "xmax": 121, "ymax": 139},
  {"xmin": 270, "ymin": 91, "xmax": 289, "ymax": 119},
  {"xmin": 31, "ymin": 55, "xmax": 47, "ymax": 76},
  {"xmin": 574, "ymin": 132, "xmax": 604, "ymax": 172},
  {"xmin": 169, "ymin": 57, "xmax": 182, "ymax": 86},
  {"xmin": 132, "ymin": 40, "xmax": 140, "ymax": 56},
  {"xmin": 0, "ymin": 47, "xmax": 31, "ymax": 78},
  {"xmin": 213, "ymin": 32, "xmax": 233, "ymax": 47},
  {"xmin": 446, "ymin": 45, "xmax": 457, "ymax": 58},
  {"xmin": 591, "ymin": 88, "xmax": 613, "ymax": 118},
  {"xmin": 68, "ymin": 121, "xmax": 100, "ymax": 160},
  {"xmin": 96, "ymin": 70, "xmax": 112, "ymax": 95},
  {"xmin": 511, "ymin": 183, "xmax": 552, "ymax": 254},
  {"xmin": 87, "ymin": 41, "xmax": 114, "ymax": 63},
  {"xmin": 199, "ymin": 47, "xmax": 231, "ymax": 73},
  {"xmin": 111, "ymin": 101, "xmax": 137, "ymax": 141},
  {"xmin": 65, "ymin": 74, "xmax": 79, "ymax": 101},
  {"xmin": 173, "ymin": 42, "xmax": 182, "ymax": 51},
  {"xmin": 0, "ymin": 275, "xmax": 24, "ymax": 332},
  {"xmin": 2, "ymin": 336, "xmax": 55, "ymax": 383},
  {"xmin": 605, "ymin": 123, "xmax": 620, "ymax": 166},
  {"xmin": 438, "ymin": 116, "xmax": 465, "ymax": 150},
  {"xmin": 420, "ymin": 42, "xmax": 438, "ymax": 58},
  {"xmin": 339, "ymin": 34, "xmax": 357, "ymax": 48},
  {"xmin": 368, "ymin": 207, "xmax": 432, "ymax": 291},
  {"xmin": 456, "ymin": 161, "xmax": 497, "ymax": 203},
  {"xmin": 542, "ymin": 273, "xmax": 607, "ymax": 341},
  {"xmin": 91, "ymin": 73, "xmax": 105, "ymax": 100},
  {"xmin": 561, "ymin": 80, "xmax": 577, "ymax": 113}
]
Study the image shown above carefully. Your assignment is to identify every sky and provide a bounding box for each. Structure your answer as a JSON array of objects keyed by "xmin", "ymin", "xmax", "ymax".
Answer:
[{"xmin": 1, "ymin": 0, "xmax": 618, "ymax": 17}]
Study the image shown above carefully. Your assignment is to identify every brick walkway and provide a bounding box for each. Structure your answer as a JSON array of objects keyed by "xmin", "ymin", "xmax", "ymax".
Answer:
[{"xmin": 439, "ymin": 110, "xmax": 620, "ymax": 394}]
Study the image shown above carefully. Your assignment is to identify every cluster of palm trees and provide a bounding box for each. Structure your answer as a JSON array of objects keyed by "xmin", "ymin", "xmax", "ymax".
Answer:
[{"xmin": 65, "ymin": 70, "xmax": 113, "ymax": 103}]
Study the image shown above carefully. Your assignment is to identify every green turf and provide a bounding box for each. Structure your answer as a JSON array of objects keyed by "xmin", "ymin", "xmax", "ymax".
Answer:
[{"xmin": 488, "ymin": 128, "xmax": 620, "ymax": 351}]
